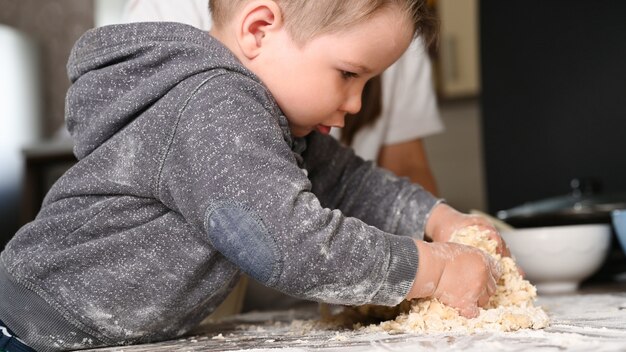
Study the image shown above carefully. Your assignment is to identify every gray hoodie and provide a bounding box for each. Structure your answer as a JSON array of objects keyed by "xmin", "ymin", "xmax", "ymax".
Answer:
[{"xmin": 0, "ymin": 23, "xmax": 439, "ymax": 351}]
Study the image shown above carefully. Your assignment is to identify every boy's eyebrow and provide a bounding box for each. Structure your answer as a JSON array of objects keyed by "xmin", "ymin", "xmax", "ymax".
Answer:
[{"xmin": 341, "ymin": 60, "xmax": 372, "ymax": 74}]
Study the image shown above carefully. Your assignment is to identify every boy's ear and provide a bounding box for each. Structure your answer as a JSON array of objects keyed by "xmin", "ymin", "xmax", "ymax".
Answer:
[{"xmin": 236, "ymin": 1, "xmax": 283, "ymax": 59}]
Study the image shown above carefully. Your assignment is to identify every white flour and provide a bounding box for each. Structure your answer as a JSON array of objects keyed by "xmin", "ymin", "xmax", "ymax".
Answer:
[{"xmin": 186, "ymin": 291, "xmax": 626, "ymax": 352}]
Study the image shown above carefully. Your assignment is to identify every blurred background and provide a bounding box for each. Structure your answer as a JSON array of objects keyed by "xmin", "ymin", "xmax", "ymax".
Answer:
[{"xmin": 1, "ymin": 0, "xmax": 625, "ymax": 254}]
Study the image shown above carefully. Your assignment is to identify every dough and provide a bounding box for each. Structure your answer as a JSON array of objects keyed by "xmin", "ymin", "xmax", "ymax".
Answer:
[{"xmin": 328, "ymin": 226, "xmax": 549, "ymax": 333}]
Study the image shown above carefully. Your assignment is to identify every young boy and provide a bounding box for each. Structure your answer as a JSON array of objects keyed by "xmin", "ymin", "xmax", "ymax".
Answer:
[{"xmin": 0, "ymin": 0, "xmax": 508, "ymax": 350}]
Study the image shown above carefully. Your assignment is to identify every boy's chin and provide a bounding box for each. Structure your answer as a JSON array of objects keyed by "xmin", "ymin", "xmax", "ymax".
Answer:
[{"xmin": 290, "ymin": 127, "xmax": 314, "ymax": 138}]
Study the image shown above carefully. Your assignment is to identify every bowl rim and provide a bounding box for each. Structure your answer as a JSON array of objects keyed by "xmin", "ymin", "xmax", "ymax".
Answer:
[{"xmin": 500, "ymin": 223, "xmax": 611, "ymax": 235}]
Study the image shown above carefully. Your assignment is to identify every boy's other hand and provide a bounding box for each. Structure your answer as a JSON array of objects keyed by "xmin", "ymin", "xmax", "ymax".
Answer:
[
  {"xmin": 408, "ymin": 240, "xmax": 503, "ymax": 318},
  {"xmin": 425, "ymin": 203, "xmax": 511, "ymax": 258}
]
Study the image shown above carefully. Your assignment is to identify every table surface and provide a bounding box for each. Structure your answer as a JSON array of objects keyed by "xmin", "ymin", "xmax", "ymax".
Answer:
[{"xmin": 82, "ymin": 286, "xmax": 626, "ymax": 352}]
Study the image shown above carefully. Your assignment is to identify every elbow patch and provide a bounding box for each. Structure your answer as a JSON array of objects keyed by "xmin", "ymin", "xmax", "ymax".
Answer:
[{"xmin": 205, "ymin": 202, "xmax": 280, "ymax": 285}]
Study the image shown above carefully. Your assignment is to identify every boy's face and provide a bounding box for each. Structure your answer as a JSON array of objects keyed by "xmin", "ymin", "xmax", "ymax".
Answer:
[{"xmin": 251, "ymin": 7, "xmax": 414, "ymax": 138}]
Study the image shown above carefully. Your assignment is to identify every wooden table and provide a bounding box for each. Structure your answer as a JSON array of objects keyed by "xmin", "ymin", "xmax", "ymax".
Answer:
[{"xmin": 82, "ymin": 284, "xmax": 626, "ymax": 352}]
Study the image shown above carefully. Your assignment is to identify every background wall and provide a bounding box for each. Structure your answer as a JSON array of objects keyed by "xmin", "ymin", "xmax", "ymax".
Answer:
[
  {"xmin": 426, "ymin": 0, "xmax": 485, "ymax": 213},
  {"xmin": 425, "ymin": 100, "xmax": 485, "ymax": 213},
  {"xmin": 0, "ymin": 0, "xmax": 93, "ymax": 248},
  {"xmin": 0, "ymin": 25, "xmax": 41, "ymax": 250},
  {"xmin": 0, "ymin": 0, "xmax": 93, "ymax": 137}
]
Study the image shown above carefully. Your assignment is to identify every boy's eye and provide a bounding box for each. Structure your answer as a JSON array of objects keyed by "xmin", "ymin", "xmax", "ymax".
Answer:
[{"xmin": 340, "ymin": 70, "xmax": 358, "ymax": 80}]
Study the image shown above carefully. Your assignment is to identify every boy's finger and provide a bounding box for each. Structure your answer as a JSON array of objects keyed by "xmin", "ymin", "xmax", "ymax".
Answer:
[
  {"xmin": 490, "ymin": 258, "xmax": 503, "ymax": 281},
  {"xmin": 499, "ymin": 239, "xmax": 512, "ymax": 257},
  {"xmin": 459, "ymin": 304, "xmax": 480, "ymax": 319},
  {"xmin": 472, "ymin": 221, "xmax": 510, "ymax": 258},
  {"xmin": 488, "ymin": 232, "xmax": 511, "ymax": 258},
  {"xmin": 477, "ymin": 289, "xmax": 491, "ymax": 307},
  {"xmin": 487, "ymin": 275, "xmax": 497, "ymax": 296}
]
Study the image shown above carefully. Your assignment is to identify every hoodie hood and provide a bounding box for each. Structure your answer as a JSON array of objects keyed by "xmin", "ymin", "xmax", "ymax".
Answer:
[{"xmin": 65, "ymin": 22, "xmax": 256, "ymax": 159}]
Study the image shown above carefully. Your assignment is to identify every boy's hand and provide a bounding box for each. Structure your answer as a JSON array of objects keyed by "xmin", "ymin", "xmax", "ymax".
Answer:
[
  {"xmin": 408, "ymin": 240, "xmax": 502, "ymax": 318},
  {"xmin": 426, "ymin": 203, "xmax": 511, "ymax": 258}
]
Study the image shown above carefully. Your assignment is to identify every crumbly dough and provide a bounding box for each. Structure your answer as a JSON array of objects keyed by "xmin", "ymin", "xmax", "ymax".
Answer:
[{"xmin": 330, "ymin": 226, "xmax": 549, "ymax": 333}]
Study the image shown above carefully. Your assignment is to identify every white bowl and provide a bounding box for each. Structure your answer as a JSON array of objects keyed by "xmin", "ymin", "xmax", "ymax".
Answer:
[{"xmin": 501, "ymin": 224, "xmax": 611, "ymax": 294}]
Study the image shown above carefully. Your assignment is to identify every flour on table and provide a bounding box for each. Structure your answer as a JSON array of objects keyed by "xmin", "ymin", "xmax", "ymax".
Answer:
[{"xmin": 327, "ymin": 226, "xmax": 549, "ymax": 333}]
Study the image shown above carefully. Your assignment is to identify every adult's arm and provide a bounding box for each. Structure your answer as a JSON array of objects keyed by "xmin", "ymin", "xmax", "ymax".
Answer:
[{"xmin": 377, "ymin": 138, "xmax": 438, "ymax": 195}]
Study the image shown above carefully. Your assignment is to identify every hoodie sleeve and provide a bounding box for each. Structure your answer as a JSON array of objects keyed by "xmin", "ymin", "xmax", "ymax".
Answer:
[
  {"xmin": 157, "ymin": 72, "xmax": 422, "ymax": 306},
  {"xmin": 302, "ymin": 132, "xmax": 441, "ymax": 239}
]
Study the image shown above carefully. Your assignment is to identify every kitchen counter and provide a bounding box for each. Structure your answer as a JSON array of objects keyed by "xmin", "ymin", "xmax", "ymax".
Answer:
[{"xmin": 82, "ymin": 284, "xmax": 626, "ymax": 352}]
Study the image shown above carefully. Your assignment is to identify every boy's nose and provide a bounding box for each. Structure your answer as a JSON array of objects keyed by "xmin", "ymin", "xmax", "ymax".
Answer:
[{"xmin": 341, "ymin": 90, "xmax": 362, "ymax": 115}]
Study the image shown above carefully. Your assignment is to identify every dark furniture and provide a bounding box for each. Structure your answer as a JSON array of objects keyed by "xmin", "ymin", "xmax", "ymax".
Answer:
[
  {"xmin": 480, "ymin": 0, "xmax": 626, "ymax": 213},
  {"xmin": 20, "ymin": 142, "xmax": 76, "ymax": 225}
]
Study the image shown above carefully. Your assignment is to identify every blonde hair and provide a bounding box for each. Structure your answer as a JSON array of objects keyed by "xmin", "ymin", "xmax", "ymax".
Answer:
[{"xmin": 209, "ymin": 0, "xmax": 437, "ymax": 45}]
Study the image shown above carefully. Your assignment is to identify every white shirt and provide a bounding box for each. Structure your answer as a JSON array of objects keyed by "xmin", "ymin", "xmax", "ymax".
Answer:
[
  {"xmin": 123, "ymin": 0, "xmax": 212, "ymax": 30},
  {"xmin": 123, "ymin": 0, "xmax": 444, "ymax": 162}
]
